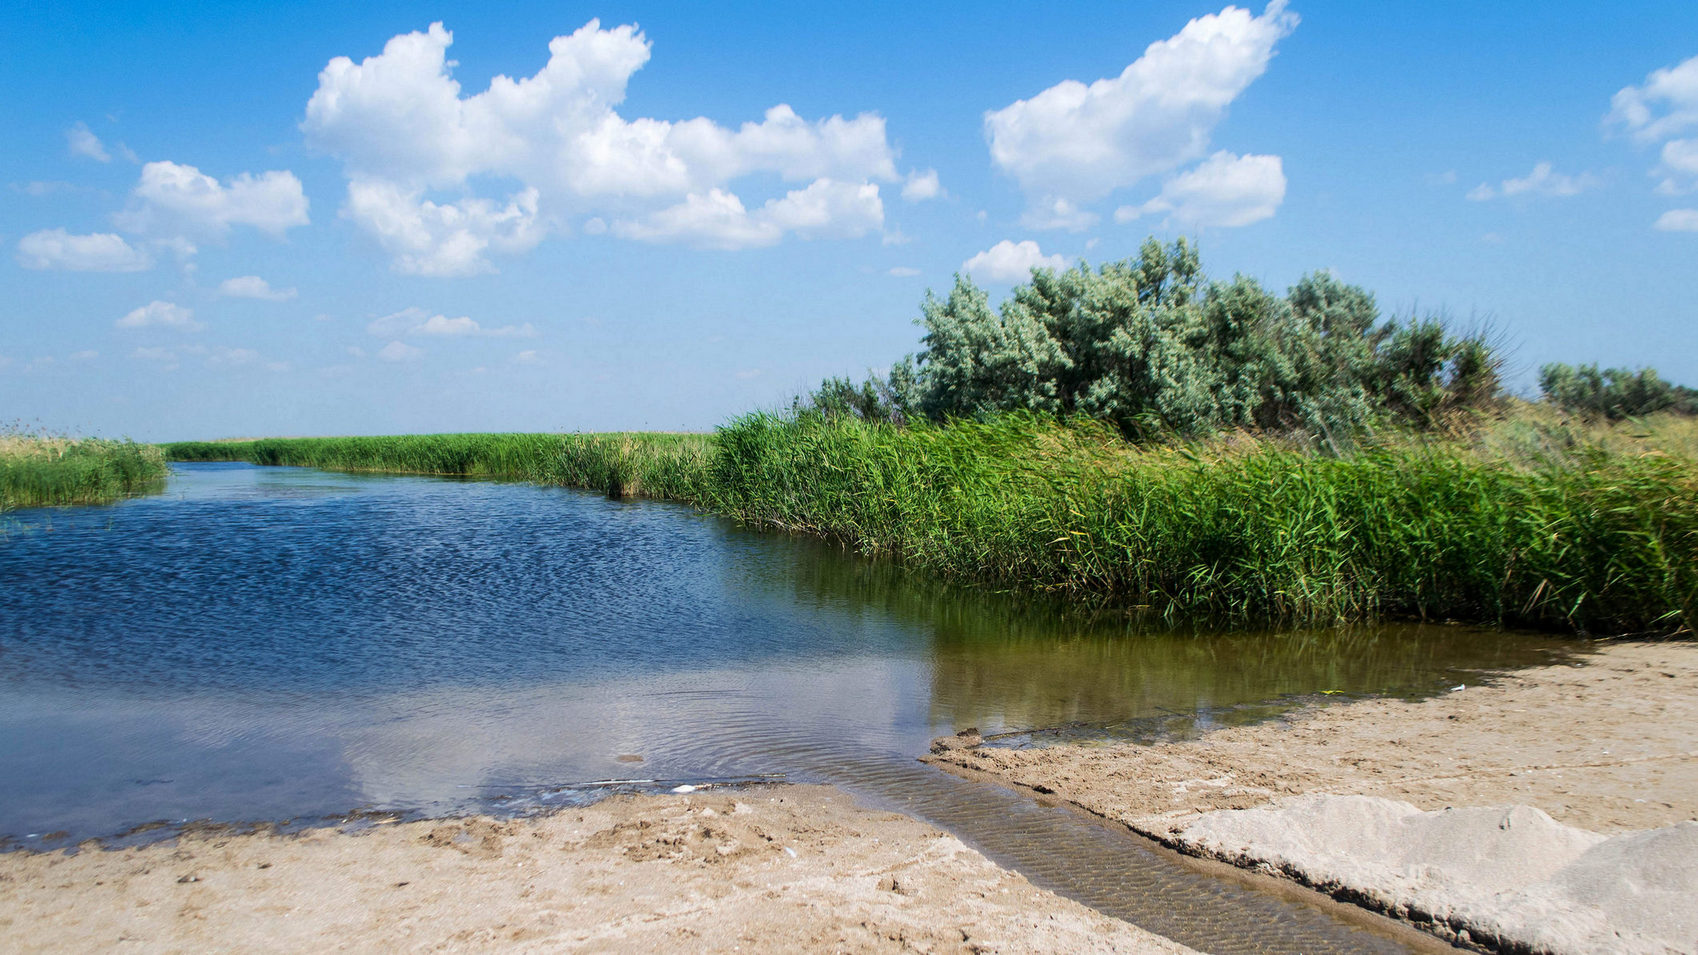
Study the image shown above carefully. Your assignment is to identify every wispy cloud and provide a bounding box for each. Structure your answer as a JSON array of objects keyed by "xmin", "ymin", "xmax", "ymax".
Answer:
[
  {"xmin": 1466, "ymin": 161, "xmax": 1598, "ymax": 201},
  {"xmin": 16, "ymin": 229, "xmax": 153, "ymax": 272},
  {"xmin": 366, "ymin": 306, "xmax": 537, "ymax": 338},
  {"xmin": 116, "ymin": 300, "xmax": 201, "ymax": 331},
  {"xmin": 219, "ymin": 275, "xmax": 298, "ymax": 301},
  {"xmin": 66, "ymin": 122, "xmax": 110, "ymax": 162},
  {"xmin": 377, "ymin": 340, "xmax": 423, "ymax": 362}
]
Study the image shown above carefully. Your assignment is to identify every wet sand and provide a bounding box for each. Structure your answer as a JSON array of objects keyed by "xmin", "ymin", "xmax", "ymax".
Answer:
[
  {"xmin": 926, "ymin": 640, "xmax": 1698, "ymax": 953},
  {"xmin": 0, "ymin": 785, "xmax": 1194, "ymax": 954}
]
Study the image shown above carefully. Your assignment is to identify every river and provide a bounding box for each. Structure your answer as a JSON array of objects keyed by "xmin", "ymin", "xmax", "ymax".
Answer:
[{"xmin": 0, "ymin": 462, "xmax": 1576, "ymax": 952}]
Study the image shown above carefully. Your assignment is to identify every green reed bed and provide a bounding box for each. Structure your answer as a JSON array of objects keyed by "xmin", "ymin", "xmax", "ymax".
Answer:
[
  {"xmin": 161, "ymin": 415, "xmax": 1696, "ymax": 635},
  {"xmin": 1, "ymin": 434, "xmax": 169, "ymax": 509},
  {"xmin": 162, "ymin": 432, "xmax": 716, "ymax": 502},
  {"xmin": 708, "ymin": 413, "xmax": 1696, "ymax": 636}
]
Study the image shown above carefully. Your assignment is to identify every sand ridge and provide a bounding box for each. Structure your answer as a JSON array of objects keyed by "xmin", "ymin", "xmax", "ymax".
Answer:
[{"xmin": 0, "ymin": 784, "xmax": 1194, "ymax": 954}]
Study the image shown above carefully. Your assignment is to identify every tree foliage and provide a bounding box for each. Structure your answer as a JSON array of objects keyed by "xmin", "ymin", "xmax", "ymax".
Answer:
[
  {"xmin": 809, "ymin": 238, "xmax": 1502, "ymax": 439},
  {"xmin": 1538, "ymin": 363, "xmax": 1698, "ymax": 420}
]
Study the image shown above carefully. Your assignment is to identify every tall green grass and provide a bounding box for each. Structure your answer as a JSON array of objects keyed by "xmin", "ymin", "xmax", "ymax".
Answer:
[
  {"xmin": 1, "ymin": 433, "xmax": 169, "ymax": 509},
  {"xmin": 708, "ymin": 413, "xmax": 1696, "ymax": 636},
  {"xmin": 162, "ymin": 432, "xmax": 716, "ymax": 502},
  {"xmin": 161, "ymin": 415, "xmax": 1697, "ymax": 636}
]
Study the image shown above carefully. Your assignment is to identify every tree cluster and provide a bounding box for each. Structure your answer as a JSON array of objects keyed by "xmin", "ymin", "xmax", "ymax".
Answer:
[
  {"xmin": 807, "ymin": 238, "xmax": 1502, "ymax": 440},
  {"xmin": 1538, "ymin": 363, "xmax": 1698, "ymax": 420}
]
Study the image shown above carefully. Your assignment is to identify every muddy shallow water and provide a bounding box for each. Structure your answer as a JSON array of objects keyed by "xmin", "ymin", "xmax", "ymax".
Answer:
[{"xmin": 0, "ymin": 462, "xmax": 1578, "ymax": 952}]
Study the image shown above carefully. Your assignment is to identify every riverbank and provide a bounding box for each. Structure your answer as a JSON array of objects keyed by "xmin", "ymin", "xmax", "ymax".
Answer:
[
  {"xmin": 163, "ymin": 431, "xmax": 714, "ymax": 501},
  {"xmin": 0, "ymin": 785, "xmax": 1193, "ymax": 954},
  {"xmin": 709, "ymin": 412, "xmax": 1697, "ymax": 634},
  {"xmin": 1, "ymin": 434, "xmax": 167, "ymax": 509},
  {"xmin": 925, "ymin": 640, "xmax": 1698, "ymax": 953}
]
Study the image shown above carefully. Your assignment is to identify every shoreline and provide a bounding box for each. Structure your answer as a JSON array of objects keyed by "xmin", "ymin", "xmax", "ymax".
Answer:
[
  {"xmin": 925, "ymin": 640, "xmax": 1698, "ymax": 953},
  {"xmin": 0, "ymin": 784, "xmax": 1196, "ymax": 954}
]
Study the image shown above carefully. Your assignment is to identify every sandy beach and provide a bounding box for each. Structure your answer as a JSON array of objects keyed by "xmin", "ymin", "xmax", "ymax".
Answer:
[
  {"xmin": 926, "ymin": 640, "xmax": 1698, "ymax": 953},
  {"xmin": 0, "ymin": 784, "xmax": 1193, "ymax": 954}
]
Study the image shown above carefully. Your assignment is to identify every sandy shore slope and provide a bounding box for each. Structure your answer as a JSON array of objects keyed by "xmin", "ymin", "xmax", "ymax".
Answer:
[
  {"xmin": 0, "ymin": 785, "xmax": 1194, "ymax": 954},
  {"xmin": 925, "ymin": 641, "xmax": 1698, "ymax": 953}
]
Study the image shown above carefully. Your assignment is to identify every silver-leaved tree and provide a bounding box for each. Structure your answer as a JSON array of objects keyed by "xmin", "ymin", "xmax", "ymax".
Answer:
[{"xmin": 807, "ymin": 238, "xmax": 1501, "ymax": 441}]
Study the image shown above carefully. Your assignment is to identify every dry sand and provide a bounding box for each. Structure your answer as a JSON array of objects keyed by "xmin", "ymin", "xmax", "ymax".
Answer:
[
  {"xmin": 926, "ymin": 640, "xmax": 1698, "ymax": 953},
  {"xmin": 0, "ymin": 784, "xmax": 1194, "ymax": 954}
]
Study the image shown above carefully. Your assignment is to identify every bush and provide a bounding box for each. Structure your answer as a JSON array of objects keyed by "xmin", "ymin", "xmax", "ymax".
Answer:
[
  {"xmin": 813, "ymin": 238, "xmax": 1501, "ymax": 441},
  {"xmin": 1539, "ymin": 363, "xmax": 1698, "ymax": 420}
]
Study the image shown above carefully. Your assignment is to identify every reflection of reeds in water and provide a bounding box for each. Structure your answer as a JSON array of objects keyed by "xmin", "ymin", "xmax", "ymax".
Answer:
[
  {"xmin": 922, "ymin": 625, "xmax": 1574, "ymax": 735},
  {"xmin": 1, "ymin": 430, "xmax": 168, "ymax": 509},
  {"xmin": 727, "ymin": 535, "xmax": 1574, "ymax": 732}
]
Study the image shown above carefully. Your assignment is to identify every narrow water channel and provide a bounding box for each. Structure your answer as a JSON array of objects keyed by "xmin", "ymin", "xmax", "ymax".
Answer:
[{"xmin": 0, "ymin": 463, "xmax": 1575, "ymax": 952}]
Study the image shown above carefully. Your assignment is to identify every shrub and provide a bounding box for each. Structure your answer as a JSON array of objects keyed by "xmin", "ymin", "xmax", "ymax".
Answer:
[
  {"xmin": 1539, "ymin": 362, "xmax": 1698, "ymax": 420},
  {"xmin": 814, "ymin": 238, "xmax": 1501, "ymax": 441}
]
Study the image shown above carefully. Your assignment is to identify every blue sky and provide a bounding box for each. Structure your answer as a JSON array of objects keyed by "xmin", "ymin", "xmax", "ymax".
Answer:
[{"xmin": 4, "ymin": 1, "xmax": 1696, "ymax": 440}]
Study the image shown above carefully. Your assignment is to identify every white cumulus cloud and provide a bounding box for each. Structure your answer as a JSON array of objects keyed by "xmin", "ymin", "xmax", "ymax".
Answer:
[
  {"xmin": 1654, "ymin": 138, "xmax": 1698, "ymax": 194},
  {"xmin": 1605, "ymin": 55, "xmax": 1698, "ymax": 222},
  {"xmin": 1116, "ymin": 151, "xmax": 1285, "ymax": 227},
  {"xmin": 66, "ymin": 122, "xmax": 110, "ymax": 162},
  {"xmin": 1466, "ymin": 161, "xmax": 1598, "ymax": 201},
  {"xmin": 612, "ymin": 179, "xmax": 882, "ymax": 249},
  {"xmin": 962, "ymin": 240, "xmax": 1067, "ymax": 283},
  {"xmin": 303, "ymin": 21, "xmax": 900, "ymax": 268},
  {"xmin": 117, "ymin": 161, "xmax": 309, "ymax": 240},
  {"xmin": 1654, "ymin": 208, "xmax": 1698, "ymax": 231},
  {"xmin": 985, "ymin": 1, "xmax": 1296, "ymax": 212},
  {"xmin": 16, "ymin": 229, "xmax": 153, "ymax": 272},
  {"xmin": 611, "ymin": 189, "xmax": 776, "ymax": 248},
  {"xmin": 1607, "ymin": 55, "xmax": 1698, "ymax": 144},
  {"xmin": 219, "ymin": 275, "xmax": 298, "ymax": 301},
  {"xmin": 901, "ymin": 168, "xmax": 942, "ymax": 201},
  {"xmin": 345, "ymin": 180, "xmax": 544, "ymax": 276},
  {"xmin": 117, "ymin": 301, "xmax": 201, "ymax": 331}
]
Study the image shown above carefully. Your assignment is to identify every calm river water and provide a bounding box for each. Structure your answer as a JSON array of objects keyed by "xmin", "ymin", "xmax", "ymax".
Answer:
[{"xmin": 1, "ymin": 463, "xmax": 1576, "ymax": 952}]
